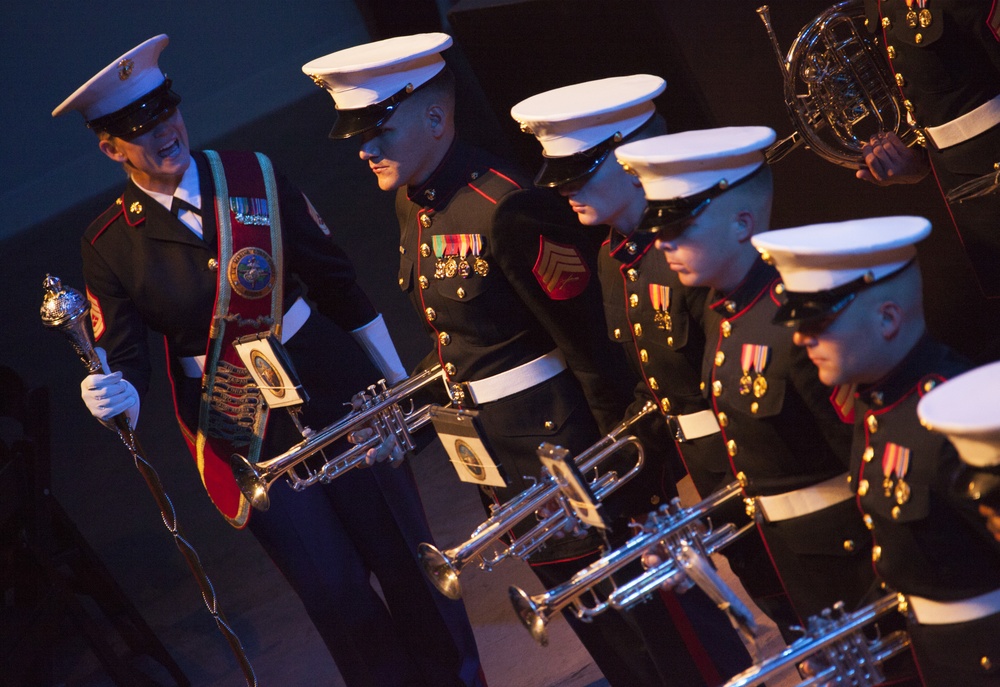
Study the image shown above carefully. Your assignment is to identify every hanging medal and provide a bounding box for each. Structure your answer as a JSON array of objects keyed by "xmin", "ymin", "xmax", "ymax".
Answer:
[
  {"xmin": 470, "ymin": 234, "xmax": 489, "ymax": 277},
  {"xmin": 432, "ymin": 235, "xmax": 448, "ymax": 280},
  {"xmin": 458, "ymin": 234, "xmax": 472, "ymax": 278},
  {"xmin": 881, "ymin": 442, "xmax": 912, "ymax": 503},
  {"xmin": 905, "ymin": 0, "xmax": 918, "ymax": 27},
  {"xmin": 444, "ymin": 235, "xmax": 459, "ymax": 278},
  {"xmin": 752, "ymin": 345, "xmax": 770, "ymax": 398},
  {"xmin": 918, "ymin": 0, "xmax": 931, "ymax": 28},
  {"xmin": 648, "ymin": 284, "xmax": 673, "ymax": 331},
  {"xmin": 739, "ymin": 344, "xmax": 754, "ymax": 395}
]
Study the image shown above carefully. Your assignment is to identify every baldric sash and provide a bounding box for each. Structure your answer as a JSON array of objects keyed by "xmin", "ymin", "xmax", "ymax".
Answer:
[{"xmin": 183, "ymin": 150, "xmax": 284, "ymax": 528}]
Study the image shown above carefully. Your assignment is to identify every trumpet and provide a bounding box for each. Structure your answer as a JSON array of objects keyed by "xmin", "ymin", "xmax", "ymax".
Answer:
[
  {"xmin": 231, "ymin": 365, "xmax": 447, "ymax": 510},
  {"xmin": 418, "ymin": 401, "xmax": 657, "ymax": 600},
  {"xmin": 757, "ymin": 1, "xmax": 921, "ymax": 168},
  {"xmin": 510, "ymin": 480, "xmax": 756, "ymax": 646},
  {"xmin": 723, "ymin": 593, "xmax": 910, "ymax": 687}
]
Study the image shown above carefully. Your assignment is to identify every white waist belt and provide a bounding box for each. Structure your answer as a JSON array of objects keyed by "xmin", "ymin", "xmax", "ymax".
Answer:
[
  {"xmin": 466, "ymin": 350, "xmax": 567, "ymax": 405},
  {"xmin": 671, "ymin": 409, "xmax": 721, "ymax": 442},
  {"xmin": 179, "ymin": 296, "xmax": 311, "ymax": 378},
  {"xmin": 925, "ymin": 93, "xmax": 1000, "ymax": 150},
  {"xmin": 908, "ymin": 587, "xmax": 1000, "ymax": 625},
  {"xmin": 756, "ymin": 473, "xmax": 853, "ymax": 523}
]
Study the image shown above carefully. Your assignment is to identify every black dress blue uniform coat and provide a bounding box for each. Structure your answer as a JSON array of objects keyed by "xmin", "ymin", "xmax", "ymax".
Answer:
[{"xmin": 81, "ymin": 150, "xmax": 484, "ymax": 687}]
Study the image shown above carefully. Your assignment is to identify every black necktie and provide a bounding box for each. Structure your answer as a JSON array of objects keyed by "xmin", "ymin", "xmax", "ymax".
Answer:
[{"xmin": 170, "ymin": 196, "xmax": 201, "ymax": 216}]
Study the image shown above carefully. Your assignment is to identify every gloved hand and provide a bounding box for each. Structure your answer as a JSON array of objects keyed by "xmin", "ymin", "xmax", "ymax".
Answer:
[
  {"xmin": 346, "ymin": 390, "xmax": 405, "ymax": 466},
  {"xmin": 80, "ymin": 347, "xmax": 140, "ymax": 429}
]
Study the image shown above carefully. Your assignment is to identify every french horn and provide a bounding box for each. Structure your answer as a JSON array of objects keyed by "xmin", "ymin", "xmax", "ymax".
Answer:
[{"xmin": 757, "ymin": 1, "xmax": 921, "ymax": 168}]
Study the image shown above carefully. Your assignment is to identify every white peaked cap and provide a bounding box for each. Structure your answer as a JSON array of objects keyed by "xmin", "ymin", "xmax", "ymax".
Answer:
[
  {"xmin": 918, "ymin": 360, "xmax": 1000, "ymax": 468},
  {"xmin": 615, "ymin": 126, "xmax": 776, "ymax": 201}
]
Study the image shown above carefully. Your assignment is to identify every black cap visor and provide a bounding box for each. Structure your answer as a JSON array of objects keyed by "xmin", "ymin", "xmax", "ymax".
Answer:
[
  {"xmin": 329, "ymin": 83, "xmax": 414, "ymax": 139},
  {"xmin": 534, "ymin": 135, "xmax": 618, "ymax": 188},
  {"xmin": 87, "ymin": 79, "xmax": 181, "ymax": 140}
]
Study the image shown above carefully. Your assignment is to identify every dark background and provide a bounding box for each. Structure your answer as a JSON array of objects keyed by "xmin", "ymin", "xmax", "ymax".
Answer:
[{"xmin": 2, "ymin": 1, "xmax": 989, "ymax": 685}]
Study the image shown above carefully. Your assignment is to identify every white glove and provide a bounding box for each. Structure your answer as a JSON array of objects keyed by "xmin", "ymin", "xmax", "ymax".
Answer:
[{"xmin": 80, "ymin": 347, "xmax": 140, "ymax": 429}]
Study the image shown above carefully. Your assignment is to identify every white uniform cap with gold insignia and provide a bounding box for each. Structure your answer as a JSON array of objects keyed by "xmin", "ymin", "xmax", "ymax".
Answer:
[
  {"xmin": 615, "ymin": 126, "xmax": 776, "ymax": 201},
  {"xmin": 302, "ymin": 33, "xmax": 452, "ymax": 139},
  {"xmin": 510, "ymin": 75, "xmax": 666, "ymax": 187},
  {"xmin": 52, "ymin": 34, "xmax": 181, "ymax": 139},
  {"xmin": 750, "ymin": 216, "xmax": 931, "ymax": 324},
  {"xmin": 917, "ymin": 360, "xmax": 1000, "ymax": 467}
]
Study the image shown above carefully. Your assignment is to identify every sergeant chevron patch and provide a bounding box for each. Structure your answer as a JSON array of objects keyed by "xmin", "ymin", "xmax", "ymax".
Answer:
[{"xmin": 532, "ymin": 236, "xmax": 590, "ymax": 300}]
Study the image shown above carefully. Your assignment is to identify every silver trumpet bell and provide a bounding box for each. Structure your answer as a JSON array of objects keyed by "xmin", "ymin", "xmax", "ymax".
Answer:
[
  {"xmin": 509, "ymin": 480, "xmax": 756, "ymax": 647},
  {"xmin": 418, "ymin": 402, "xmax": 657, "ymax": 600},
  {"xmin": 723, "ymin": 593, "xmax": 911, "ymax": 687},
  {"xmin": 231, "ymin": 365, "xmax": 447, "ymax": 510},
  {"xmin": 757, "ymin": 1, "xmax": 921, "ymax": 168}
]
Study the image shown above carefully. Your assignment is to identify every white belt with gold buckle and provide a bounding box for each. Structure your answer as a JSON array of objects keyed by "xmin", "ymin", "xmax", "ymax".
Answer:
[
  {"xmin": 463, "ymin": 350, "xmax": 567, "ymax": 405},
  {"xmin": 925, "ymin": 94, "xmax": 1000, "ymax": 150},
  {"xmin": 908, "ymin": 587, "xmax": 1000, "ymax": 625},
  {"xmin": 756, "ymin": 473, "xmax": 853, "ymax": 523}
]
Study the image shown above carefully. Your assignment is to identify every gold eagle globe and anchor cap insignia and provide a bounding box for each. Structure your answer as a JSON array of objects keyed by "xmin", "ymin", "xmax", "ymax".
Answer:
[{"xmin": 228, "ymin": 247, "xmax": 275, "ymax": 299}]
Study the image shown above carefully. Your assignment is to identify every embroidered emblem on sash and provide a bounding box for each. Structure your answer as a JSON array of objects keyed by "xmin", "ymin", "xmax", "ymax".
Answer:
[
  {"xmin": 228, "ymin": 247, "xmax": 275, "ymax": 299},
  {"xmin": 533, "ymin": 236, "xmax": 590, "ymax": 300}
]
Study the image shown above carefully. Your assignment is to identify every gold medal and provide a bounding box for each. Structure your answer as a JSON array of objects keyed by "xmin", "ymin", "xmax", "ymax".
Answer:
[
  {"xmin": 906, "ymin": 9, "xmax": 918, "ymax": 27},
  {"xmin": 653, "ymin": 310, "xmax": 673, "ymax": 331},
  {"xmin": 739, "ymin": 373, "xmax": 753, "ymax": 395},
  {"xmin": 458, "ymin": 256, "xmax": 471, "ymax": 278},
  {"xmin": 445, "ymin": 257, "xmax": 458, "ymax": 278},
  {"xmin": 918, "ymin": 8, "xmax": 932, "ymax": 27},
  {"xmin": 473, "ymin": 256, "xmax": 489, "ymax": 277},
  {"xmin": 883, "ymin": 476, "xmax": 894, "ymax": 498},
  {"xmin": 434, "ymin": 259, "xmax": 446, "ymax": 280},
  {"xmin": 894, "ymin": 478, "xmax": 911, "ymax": 505},
  {"xmin": 752, "ymin": 374, "xmax": 768, "ymax": 398}
]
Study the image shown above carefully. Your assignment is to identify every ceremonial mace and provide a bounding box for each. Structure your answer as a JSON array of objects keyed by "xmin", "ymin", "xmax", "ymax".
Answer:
[{"xmin": 40, "ymin": 274, "xmax": 257, "ymax": 687}]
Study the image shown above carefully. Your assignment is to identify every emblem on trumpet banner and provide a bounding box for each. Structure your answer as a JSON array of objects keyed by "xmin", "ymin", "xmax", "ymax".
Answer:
[
  {"xmin": 430, "ymin": 406, "xmax": 506, "ymax": 487},
  {"xmin": 538, "ymin": 444, "xmax": 607, "ymax": 531},
  {"xmin": 233, "ymin": 333, "xmax": 308, "ymax": 410}
]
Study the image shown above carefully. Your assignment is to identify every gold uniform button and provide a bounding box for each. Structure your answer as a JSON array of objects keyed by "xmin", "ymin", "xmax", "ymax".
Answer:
[
  {"xmin": 882, "ymin": 16, "xmax": 891, "ymax": 27},
  {"xmin": 721, "ymin": 321, "xmax": 732, "ymax": 338},
  {"xmin": 648, "ymin": 377, "xmax": 659, "ymax": 391},
  {"xmin": 626, "ymin": 241, "xmax": 638, "ymax": 255},
  {"xmin": 774, "ymin": 283, "xmax": 785, "ymax": 295},
  {"xmin": 923, "ymin": 379, "xmax": 937, "ymax": 393},
  {"xmin": 843, "ymin": 539, "xmax": 855, "ymax": 552},
  {"xmin": 207, "ymin": 258, "xmax": 219, "ymax": 271},
  {"xmin": 700, "ymin": 381, "xmax": 706, "ymax": 391},
  {"xmin": 640, "ymin": 349, "xmax": 649, "ymax": 363},
  {"xmin": 750, "ymin": 402, "xmax": 759, "ymax": 414},
  {"xmin": 629, "ymin": 293, "xmax": 639, "ymax": 308},
  {"xmin": 633, "ymin": 323, "xmax": 643, "ymax": 338},
  {"xmin": 715, "ymin": 351, "xmax": 726, "ymax": 367},
  {"xmin": 425, "ymin": 307, "xmax": 436, "ymax": 322},
  {"xmin": 736, "ymin": 471, "xmax": 748, "ymax": 486},
  {"xmin": 724, "ymin": 300, "xmax": 736, "ymax": 314},
  {"xmin": 892, "ymin": 506, "xmax": 901, "ymax": 520},
  {"xmin": 627, "ymin": 268, "xmax": 639, "ymax": 282},
  {"xmin": 650, "ymin": 494, "xmax": 661, "ymax": 505},
  {"xmin": 398, "ymin": 277, "xmax": 405, "ymax": 286},
  {"xmin": 887, "ymin": 45, "xmax": 896, "ymax": 59},
  {"xmin": 420, "ymin": 243, "xmax": 431, "ymax": 257},
  {"xmin": 712, "ymin": 380, "xmax": 723, "ymax": 397},
  {"xmin": 544, "ymin": 420, "xmax": 556, "ymax": 430},
  {"xmin": 456, "ymin": 287, "xmax": 466, "ymax": 299},
  {"xmin": 419, "ymin": 213, "xmax": 432, "ymax": 228},
  {"xmin": 904, "ymin": 99, "xmax": 914, "ymax": 112},
  {"xmin": 399, "ymin": 245, "xmax": 406, "ymax": 255},
  {"xmin": 717, "ymin": 412, "xmax": 728, "ymax": 428},
  {"xmin": 863, "ymin": 446, "xmax": 875, "ymax": 462},
  {"xmin": 866, "ymin": 414, "xmax": 879, "ymax": 434},
  {"xmin": 981, "ymin": 656, "xmax": 992, "ymax": 671},
  {"xmin": 614, "ymin": 328, "xmax": 622, "ymax": 340},
  {"xmin": 863, "ymin": 514, "xmax": 874, "ymax": 530},
  {"xmin": 660, "ymin": 397, "xmax": 671, "ymax": 413},
  {"xmin": 444, "ymin": 363, "xmax": 457, "ymax": 376},
  {"xmin": 666, "ymin": 336, "xmax": 674, "ymax": 347},
  {"xmin": 727, "ymin": 439, "xmax": 738, "ymax": 457},
  {"xmin": 438, "ymin": 332, "xmax": 451, "ymax": 346},
  {"xmin": 895, "ymin": 73, "xmax": 905, "ymax": 87},
  {"xmin": 915, "ymin": 32, "xmax": 923, "ymax": 43},
  {"xmin": 418, "ymin": 276, "xmax": 429, "ymax": 289},
  {"xmin": 859, "ymin": 479, "xmax": 870, "ymax": 496},
  {"xmin": 872, "ymin": 545, "xmax": 882, "ymax": 562}
]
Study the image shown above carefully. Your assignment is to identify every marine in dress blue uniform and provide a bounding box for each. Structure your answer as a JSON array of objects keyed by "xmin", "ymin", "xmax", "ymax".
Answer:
[
  {"xmin": 758, "ymin": 215, "xmax": 1000, "ymax": 685},
  {"xmin": 302, "ymin": 35, "xmax": 720, "ymax": 687},
  {"xmin": 55, "ymin": 34, "xmax": 484, "ymax": 687},
  {"xmin": 618, "ymin": 128, "xmax": 876, "ymax": 628},
  {"xmin": 862, "ymin": 0, "xmax": 1000, "ymax": 308}
]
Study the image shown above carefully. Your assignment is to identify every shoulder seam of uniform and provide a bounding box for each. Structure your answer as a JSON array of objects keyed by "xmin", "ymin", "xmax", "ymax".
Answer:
[{"xmin": 90, "ymin": 201, "xmax": 125, "ymax": 245}]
